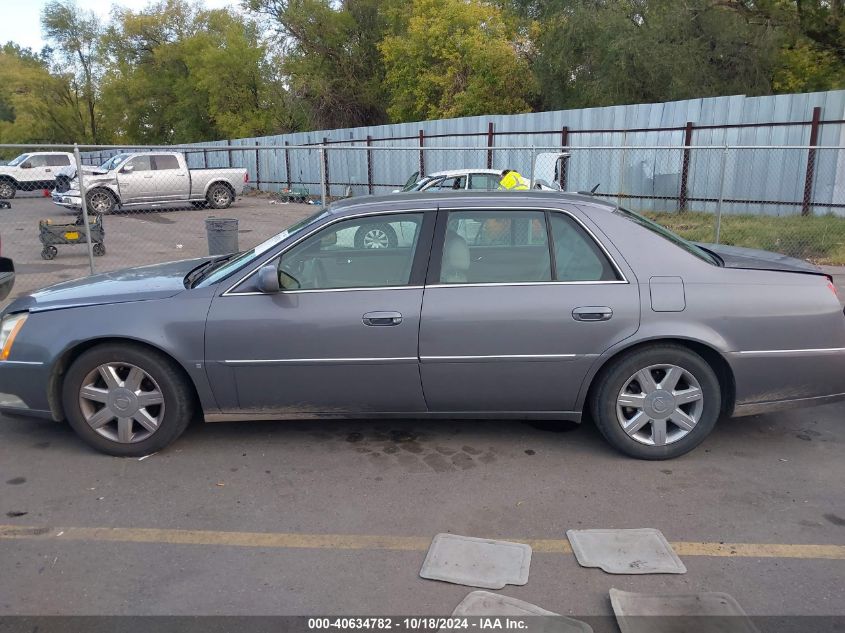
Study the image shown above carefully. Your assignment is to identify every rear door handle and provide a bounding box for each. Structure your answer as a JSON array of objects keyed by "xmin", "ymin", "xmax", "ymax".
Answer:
[
  {"xmin": 572, "ymin": 306, "xmax": 613, "ymax": 322},
  {"xmin": 362, "ymin": 311, "xmax": 402, "ymax": 326}
]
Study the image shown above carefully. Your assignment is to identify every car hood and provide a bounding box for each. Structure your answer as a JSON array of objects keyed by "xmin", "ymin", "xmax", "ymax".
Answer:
[
  {"xmin": 3, "ymin": 257, "xmax": 210, "ymax": 314},
  {"xmin": 695, "ymin": 242, "xmax": 823, "ymax": 276}
]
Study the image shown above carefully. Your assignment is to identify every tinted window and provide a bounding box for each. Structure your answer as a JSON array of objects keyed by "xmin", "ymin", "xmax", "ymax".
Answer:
[
  {"xmin": 153, "ymin": 155, "xmax": 180, "ymax": 170},
  {"xmin": 277, "ymin": 213, "xmax": 424, "ymax": 290},
  {"xmin": 549, "ymin": 213, "xmax": 619, "ymax": 282},
  {"xmin": 441, "ymin": 211, "xmax": 551, "ymax": 284},
  {"xmin": 46, "ymin": 154, "xmax": 71, "ymax": 166},
  {"xmin": 126, "ymin": 156, "xmax": 152, "ymax": 172},
  {"xmin": 26, "ymin": 155, "xmax": 49, "ymax": 167},
  {"xmin": 431, "ymin": 176, "xmax": 466, "ymax": 191},
  {"xmin": 468, "ymin": 173, "xmax": 500, "ymax": 190}
]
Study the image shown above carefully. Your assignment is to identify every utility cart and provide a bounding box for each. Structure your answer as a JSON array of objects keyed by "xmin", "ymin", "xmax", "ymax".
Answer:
[{"xmin": 39, "ymin": 213, "xmax": 105, "ymax": 260}]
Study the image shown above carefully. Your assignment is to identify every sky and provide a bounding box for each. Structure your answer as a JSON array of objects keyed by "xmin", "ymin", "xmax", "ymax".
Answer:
[{"xmin": 0, "ymin": 0, "xmax": 239, "ymax": 52}]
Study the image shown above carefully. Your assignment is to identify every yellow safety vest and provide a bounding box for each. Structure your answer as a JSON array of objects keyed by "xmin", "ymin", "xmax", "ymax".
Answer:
[{"xmin": 499, "ymin": 171, "xmax": 530, "ymax": 190}]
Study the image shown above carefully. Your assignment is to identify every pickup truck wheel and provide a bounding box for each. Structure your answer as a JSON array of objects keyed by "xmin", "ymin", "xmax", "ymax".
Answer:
[
  {"xmin": 62, "ymin": 343, "xmax": 194, "ymax": 456},
  {"xmin": 0, "ymin": 180, "xmax": 16, "ymax": 199},
  {"xmin": 207, "ymin": 183, "xmax": 233, "ymax": 209},
  {"xmin": 87, "ymin": 189, "xmax": 116, "ymax": 215}
]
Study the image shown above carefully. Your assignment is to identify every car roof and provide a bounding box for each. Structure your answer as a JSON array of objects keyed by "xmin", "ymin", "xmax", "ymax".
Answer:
[
  {"xmin": 328, "ymin": 190, "xmax": 617, "ymax": 215},
  {"xmin": 425, "ymin": 169, "xmax": 502, "ymax": 178}
]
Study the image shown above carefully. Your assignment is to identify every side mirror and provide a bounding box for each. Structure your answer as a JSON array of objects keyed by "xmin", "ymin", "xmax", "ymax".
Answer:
[
  {"xmin": 121, "ymin": 164, "xmax": 134, "ymax": 174},
  {"xmin": 0, "ymin": 257, "xmax": 15, "ymax": 302},
  {"xmin": 257, "ymin": 265, "xmax": 280, "ymax": 293}
]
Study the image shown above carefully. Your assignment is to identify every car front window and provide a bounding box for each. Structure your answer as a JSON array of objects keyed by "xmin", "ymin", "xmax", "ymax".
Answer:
[
  {"xmin": 194, "ymin": 210, "xmax": 329, "ymax": 288},
  {"xmin": 614, "ymin": 207, "xmax": 720, "ymax": 265},
  {"xmin": 101, "ymin": 154, "xmax": 130, "ymax": 170},
  {"xmin": 8, "ymin": 154, "xmax": 30, "ymax": 167}
]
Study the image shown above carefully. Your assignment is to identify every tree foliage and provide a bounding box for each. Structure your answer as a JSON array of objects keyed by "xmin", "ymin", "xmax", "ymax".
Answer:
[
  {"xmin": 380, "ymin": 0, "xmax": 534, "ymax": 121},
  {"xmin": 0, "ymin": 0, "xmax": 840, "ymax": 144}
]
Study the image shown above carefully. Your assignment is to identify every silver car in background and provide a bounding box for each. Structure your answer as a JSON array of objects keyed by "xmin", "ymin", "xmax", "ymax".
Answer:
[{"xmin": 1, "ymin": 191, "xmax": 843, "ymax": 459}]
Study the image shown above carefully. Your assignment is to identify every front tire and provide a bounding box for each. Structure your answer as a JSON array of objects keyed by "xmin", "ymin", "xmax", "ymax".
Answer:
[
  {"xmin": 590, "ymin": 345, "xmax": 721, "ymax": 460},
  {"xmin": 86, "ymin": 189, "xmax": 117, "ymax": 215},
  {"xmin": 62, "ymin": 344, "xmax": 194, "ymax": 456},
  {"xmin": 0, "ymin": 180, "xmax": 16, "ymax": 199}
]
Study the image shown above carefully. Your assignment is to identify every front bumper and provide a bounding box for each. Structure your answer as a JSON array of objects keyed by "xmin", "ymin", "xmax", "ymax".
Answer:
[
  {"xmin": 52, "ymin": 191, "xmax": 81, "ymax": 208},
  {"xmin": 0, "ymin": 360, "xmax": 53, "ymax": 419}
]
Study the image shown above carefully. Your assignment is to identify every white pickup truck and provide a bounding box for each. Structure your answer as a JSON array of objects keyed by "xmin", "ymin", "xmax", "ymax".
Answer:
[
  {"xmin": 52, "ymin": 151, "xmax": 248, "ymax": 214},
  {"xmin": 0, "ymin": 152, "xmax": 75, "ymax": 198}
]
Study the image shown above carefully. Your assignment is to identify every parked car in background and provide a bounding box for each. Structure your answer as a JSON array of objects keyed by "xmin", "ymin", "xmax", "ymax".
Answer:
[
  {"xmin": 2, "ymin": 191, "xmax": 843, "ymax": 460},
  {"xmin": 51, "ymin": 151, "xmax": 248, "ymax": 214},
  {"xmin": 399, "ymin": 153, "xmax": 570, "ymax": 194},
  {"xmin": 54, "ymin": 153, "xmax": 134, "ymax": 194},
  {"xmin": 0, "ymin": 152, "xmax": 74, "ymax": 198}
]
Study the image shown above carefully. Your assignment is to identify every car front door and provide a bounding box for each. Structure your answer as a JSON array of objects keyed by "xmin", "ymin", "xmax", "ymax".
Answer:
[
  {"xmin": 116, "ymin": 155, "xmax": 154, "ymax": 203},
  {"xmin": 150, "ymin": 154, "xmax": 190, "ymax": 200},
  {"xmin": 418, "ymin": 207, "xmax": 640, "ymax": 414},
  {"xmin": 204, "ymin": 210, "xmax": 434, "ymax": 415},
  {"xmin": 21, "ymin": 155, "xmax": 50, "ymax": 190}
]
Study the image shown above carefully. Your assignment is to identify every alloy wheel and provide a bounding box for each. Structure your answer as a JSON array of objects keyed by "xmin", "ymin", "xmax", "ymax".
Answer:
[
  {"xmin": 212, "ymin": 188, "xmax": 231, "ymax": 206},
  {"xmin": 362, "ymin": 228, "xmax": 390, "ymax": 248},
  {"xmin": 78, "ymin": 362, "xmax": 165, "ymax": 444},
  {"xmin": 615, "ymin": 364, "xmax": 704, "ymax": 446},
  {"xmin": 88, "ymin": 191, "xmax": 112, "ymax": 213},
  {"xmin": 0, "ymin": 182, "xmax": 14, "ymax": 198}
]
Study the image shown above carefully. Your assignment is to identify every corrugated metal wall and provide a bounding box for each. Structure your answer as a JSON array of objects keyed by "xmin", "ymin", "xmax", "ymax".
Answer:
[{"xmin": 86, "ymin": 90, "xmax": 845, "ymax": 216}]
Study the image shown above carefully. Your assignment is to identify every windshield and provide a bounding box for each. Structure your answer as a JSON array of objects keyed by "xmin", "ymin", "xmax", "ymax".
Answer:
[
  {"xmin": 194, "ymin": 209, "xmax": 329, "ymax": 287},
  {"xmin": 100, "ymin": 154, "xmax": 130, "ymax": 170},
  {"xmin": 8, "ymin": 154, "xmax": 30, "ymax": 167},
  {"xmin": 401, "ymin": 171, "xmax": 421, "ymax": 192},
  {"xmin": 613, "ymin": 207, "xmax": 721, "ymax": 265}
]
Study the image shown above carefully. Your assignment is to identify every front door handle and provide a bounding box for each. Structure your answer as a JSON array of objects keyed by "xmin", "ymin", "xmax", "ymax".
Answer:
[
  {"xmin": 362, "ymin": 311, "xmax": 402, "ymax": 326},
  {"xmin": 572, "ymin": 306, "xmax": 613, "ymax": 322}
]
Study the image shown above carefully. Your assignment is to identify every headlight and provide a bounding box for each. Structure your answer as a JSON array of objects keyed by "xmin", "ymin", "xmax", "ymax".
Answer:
[{"xmin": 0, "ymin": 313, "xmax": 28, "ymax": 360}]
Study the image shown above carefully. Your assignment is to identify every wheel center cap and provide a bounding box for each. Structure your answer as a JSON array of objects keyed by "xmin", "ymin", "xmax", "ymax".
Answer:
[
  {"xmin": 109, "ymin": 388, "xmax": 139, "ymax": 415},
  {"xmin": 644, "ymin": 390, "xmax": 675, "ymax": 419}
]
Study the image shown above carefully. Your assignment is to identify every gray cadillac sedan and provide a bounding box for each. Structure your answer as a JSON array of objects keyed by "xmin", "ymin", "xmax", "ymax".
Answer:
[{"xmin": 1, "ymin": 192, "xmax": 843, "ymax": 459}]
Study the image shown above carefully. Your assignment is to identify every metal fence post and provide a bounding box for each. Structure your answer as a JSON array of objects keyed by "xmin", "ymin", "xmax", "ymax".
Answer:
[
  {"xmin": 801, "ymin": 106, "xmax": 822, "ymax": 216},
  {"xmin": 486, "ymin": 122, "xmax": 494, "ymax": 169},
  {"xmin": 418, "ymin": 130, "xmax": 426, "ymax": 176},
  {"xmin": 322, "ymin": 137, "xmax": 331, "ymax": 199},
  {"xmin": 618, "ymin": 131, "xmax": 627, "ymax": 207},
  {"xmin": 320, "ymin": 145, "xmax": 327, "ymax": 208},
  {"xmin": 559, "ymin": 127, "xmax": 569, "ymax": 190},
  {"xmin": 366, "ymin": 135, "xmax": 374, "ymax": 194},
  {"xmin": 72, "ymin": 144, "xmax": 96, "ymax": 276},
  {"xmin": 254, "ymin": 140, "xmax": 261, "ymax": 190},
  {"xmin": 679, "ymin": 121, "xmax": 695, "ymax": 211},
  {"xmin": 284, "ymin": 141, "xmax": 292, "ymax": 190},
  {"xmin": 529, "ymin": 145, "xmax": 536, "ymax": 187},
  {"xmin": 714, "ymin": 145, "xmax": 729, "ymax": 244}
]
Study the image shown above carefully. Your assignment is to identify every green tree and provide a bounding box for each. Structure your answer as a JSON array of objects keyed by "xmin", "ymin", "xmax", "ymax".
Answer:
[
  {"xmin": 380, "ymin": 0, "xmax": 534, "ymax": 122},
  {"xmin": 0, "ymin": 43, "xmax": 89, "ymax": 144},
  {"xmin": 99, "ymin": 0, "xmax": 297, "ymax": 144},
  {"xmin": 244, "ymin": 0, "xmax": 398, "ymax": 129},
  {"xmin": 41, "ymin": 0, "xmax": 105, "ymax": 142}
]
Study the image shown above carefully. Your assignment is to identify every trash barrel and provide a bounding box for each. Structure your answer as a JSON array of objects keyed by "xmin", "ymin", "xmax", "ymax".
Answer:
[{"xmin": 205, "ymin": 217, "xmax": 239, "ymax": 256}]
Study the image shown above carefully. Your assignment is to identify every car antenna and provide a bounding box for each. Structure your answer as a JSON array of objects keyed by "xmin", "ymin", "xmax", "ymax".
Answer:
[{"xmin": 576, "ymin": 183, "xmax": 601, "ymax": 196}]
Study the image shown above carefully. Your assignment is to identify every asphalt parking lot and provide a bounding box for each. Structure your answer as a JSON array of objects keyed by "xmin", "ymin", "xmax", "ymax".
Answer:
[
  {"xmin": 1, "ymin": 402, "xmax": 844, "ymax": 618},
  {"xmin": 1, "ymin": 192, "xmax": 313, "ymax": 302},
  {"xmin": 1, "ymin": 193, "xmax": 844, "ymax": 622}
]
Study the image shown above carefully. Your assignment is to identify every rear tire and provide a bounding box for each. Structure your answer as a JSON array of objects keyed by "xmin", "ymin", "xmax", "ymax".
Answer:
[
  {"xmin": 206, "ymin": 183, "xmax": 234, "ymax": 209},
  {"xmin": 41, "ymin": 246, "xmax": 57, "ymax": 260},
  {"xmin": 93, "ymin": 243, "xmax": 106, "ymax": 257},
  {"xmin": 590, "ymin": 344, "xmax": 721, "ymax": 460},
  {"xmin": 62, "ymin": 343, "xmax": 194, "ymax": 457}
]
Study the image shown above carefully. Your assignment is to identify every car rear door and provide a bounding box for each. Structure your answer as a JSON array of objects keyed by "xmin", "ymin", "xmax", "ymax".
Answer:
[
  {"xmin": 418, "ymin": 205, "xmax": 640, "ymax": 413},
  {"xmin": 150, "ymin": 154, "xmax": 190, "ymax": 200},
  {"xmin": 204, "ymin": 210, "xmax": 435, "ymax": 415}
]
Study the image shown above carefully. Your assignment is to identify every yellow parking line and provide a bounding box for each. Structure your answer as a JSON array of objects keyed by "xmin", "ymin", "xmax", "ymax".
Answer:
[{"xmin": 1, "ymin": 525, "xmax": 843, "ymax": 560}]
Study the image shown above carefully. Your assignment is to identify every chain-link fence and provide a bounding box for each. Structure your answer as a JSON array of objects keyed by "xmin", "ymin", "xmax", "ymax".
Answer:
[{"xmin": 1, "ymin": 143, "xmax": 843, "ymax": 308}]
